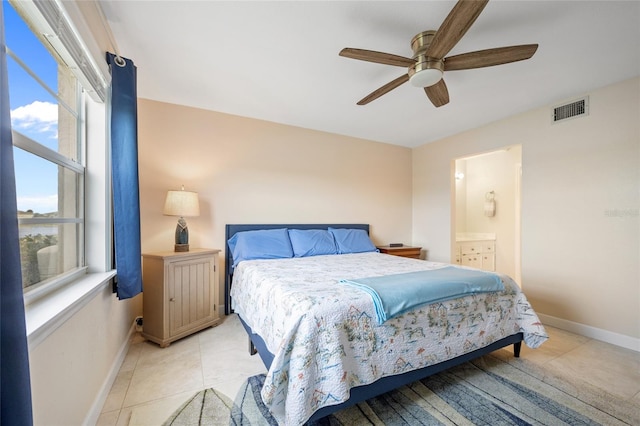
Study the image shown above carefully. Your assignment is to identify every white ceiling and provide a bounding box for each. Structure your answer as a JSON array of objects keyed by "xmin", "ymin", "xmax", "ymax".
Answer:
[{"xmin": 98, "ymin": 1, "xmax": 640, "ymax": 148}]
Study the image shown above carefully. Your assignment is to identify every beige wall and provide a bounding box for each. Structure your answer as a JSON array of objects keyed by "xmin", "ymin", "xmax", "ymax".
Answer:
[
  {"xmin": 413, "ymin": 77, "xmax": 640, "ymax": 342},
  {"xmin": 137, "ymin": 99, "xmax": 414, "ymax": 306},
  {"xmin": 29, "ymin": 287, "xmax": 140, "ymax": 425}
]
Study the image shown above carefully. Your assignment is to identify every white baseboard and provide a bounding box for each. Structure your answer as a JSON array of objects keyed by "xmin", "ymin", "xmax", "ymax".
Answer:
[
  {"xmin": 83, "ymin": 321, "xmax": 136, "ymax": 426},
  {"xmin": 538, "ymin": 313, "xmax": 640, "ymax": 352}
]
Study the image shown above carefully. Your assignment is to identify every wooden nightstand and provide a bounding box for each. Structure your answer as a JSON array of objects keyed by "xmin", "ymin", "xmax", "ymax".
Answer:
[
  {"xmin": 142, "ymin": 248, "xmax": 220, "ymax": 347},
  {"xmin": 377, "ymin": 245, "xmax": 422, "ymax": 259}
]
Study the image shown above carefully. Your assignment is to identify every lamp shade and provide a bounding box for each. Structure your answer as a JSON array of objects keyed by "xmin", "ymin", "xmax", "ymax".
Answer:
[{"xmin": 163, "ymin": 190, "xmax": 200, "ymax": 217}]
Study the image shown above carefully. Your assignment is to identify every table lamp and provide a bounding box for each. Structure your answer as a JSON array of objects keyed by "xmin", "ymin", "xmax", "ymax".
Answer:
[{"xmin": 163, "ymin": 186, "xmax": 200, "ymax": 252}]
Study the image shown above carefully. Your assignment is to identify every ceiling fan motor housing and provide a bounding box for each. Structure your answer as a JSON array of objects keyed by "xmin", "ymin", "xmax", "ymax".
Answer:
[{"xmin": 409, "ymin": 31, "xmax": 444, "ymax": 87}]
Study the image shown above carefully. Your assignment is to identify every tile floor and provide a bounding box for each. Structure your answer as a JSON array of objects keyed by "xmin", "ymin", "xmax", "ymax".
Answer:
[
  {"xmin": 97, "ymin": 315, "xmax": 640, "ymax": 425},
  {"xmin": 97, "ymin": 314, "xmax": 266, "ymax": 426}
]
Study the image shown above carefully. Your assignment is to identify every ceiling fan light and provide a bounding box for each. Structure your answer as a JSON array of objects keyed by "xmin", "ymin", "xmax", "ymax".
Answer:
[{"xmin": 409, "ymin": 68, "xmax": 443, "ymax": 87}]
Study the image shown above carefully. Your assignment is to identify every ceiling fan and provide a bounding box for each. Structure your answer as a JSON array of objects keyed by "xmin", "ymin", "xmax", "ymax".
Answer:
[{"xmin": 339, "ymin": 0, "xmax": 538, "ymax": 107}]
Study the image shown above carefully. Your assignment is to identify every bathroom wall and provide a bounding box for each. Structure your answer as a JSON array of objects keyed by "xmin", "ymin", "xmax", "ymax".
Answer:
[
  {"xmin": 413, "ymin": 77, "xmax": 639, "ymax": 346},
  {"xmin": 455, "ymin": 146, "xmax": 521, "ymax": 279}
]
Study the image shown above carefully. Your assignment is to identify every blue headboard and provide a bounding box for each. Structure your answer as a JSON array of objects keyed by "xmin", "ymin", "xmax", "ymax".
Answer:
[{"xmin": 224, "ymin": 223, "xmax": 369, "ymax": 314}]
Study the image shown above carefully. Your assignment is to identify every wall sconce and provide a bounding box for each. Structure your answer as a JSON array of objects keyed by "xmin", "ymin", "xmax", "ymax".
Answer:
[
  {"xmin": 163, "ymin": 185, "xmax": 200, "ymax": 252},
  {"xmin": 455, "ymin": 172, "xmax": 465, "ymax": 180}
]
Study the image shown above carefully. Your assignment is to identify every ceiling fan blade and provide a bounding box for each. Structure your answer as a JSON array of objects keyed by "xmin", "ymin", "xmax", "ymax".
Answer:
[
  {"xmin": 424, "ymin": 79, "xmax": 450, "ymax": 107},
  {"xmin": 426, "ymin": 0, "xmax": 489, "ymax": 59},
  {"xmin": 444, "ymin": 44, "xmax": 538, "ymax": 71},
  {"xmin": 340, "ymin": 48, "xmax": 415, "ymax": 67},
  {"xmin": 357, "ymin": 74, "xmax": 410, "ymax": 105}
]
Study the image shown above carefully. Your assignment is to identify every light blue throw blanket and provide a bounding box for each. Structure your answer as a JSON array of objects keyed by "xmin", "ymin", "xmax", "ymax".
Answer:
[{"xmin": 340, "ymin": 266, "xmax": 504, "ymax": 324}]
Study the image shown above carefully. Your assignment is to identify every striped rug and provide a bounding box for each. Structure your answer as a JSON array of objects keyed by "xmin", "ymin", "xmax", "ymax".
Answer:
[{"xmin": 166, "ymin": 354, "xmax": 639, "ymax": 425}]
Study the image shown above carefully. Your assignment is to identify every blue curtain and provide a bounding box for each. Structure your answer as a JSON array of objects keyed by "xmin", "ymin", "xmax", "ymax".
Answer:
[
  {"xmin": 0, "ymin": 3, "xmax": 34, "ymax": 424},
  {"xmin": 107, "ymin": 52, "xmax": 142, "ymax": 299}
]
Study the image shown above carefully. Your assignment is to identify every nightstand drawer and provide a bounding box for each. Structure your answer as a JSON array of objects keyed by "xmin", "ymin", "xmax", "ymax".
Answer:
[{"xmin": 377, "ymin": 246, "xmax": 422, "ymax": 259}]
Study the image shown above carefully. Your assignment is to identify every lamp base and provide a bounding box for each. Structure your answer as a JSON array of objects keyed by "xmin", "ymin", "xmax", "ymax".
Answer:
[{"xmin": 174, "ymin": 244, "xmax": 190, "ymax": 252}]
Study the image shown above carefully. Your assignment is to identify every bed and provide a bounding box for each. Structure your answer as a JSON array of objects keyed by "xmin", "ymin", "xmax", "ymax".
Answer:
[{"xmin": 225, "ymin": 223, "xmax": 547, "ymax": 425}]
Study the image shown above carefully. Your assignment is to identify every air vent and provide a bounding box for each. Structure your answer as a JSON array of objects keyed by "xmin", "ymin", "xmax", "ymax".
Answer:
[{"xmin": 552, "ymin": 97, "xmax": 589, "ymax": 123}]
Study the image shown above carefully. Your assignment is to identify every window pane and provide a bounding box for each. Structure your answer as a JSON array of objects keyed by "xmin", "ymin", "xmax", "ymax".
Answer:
[
  {"xmin": 7, "ymin": 0, "xmax": 86, "ymax": 293},
  {"xmin": 3, "ymin": 2, "xmax": 58, "ymax": 93},
  {"xmin": 5, "ymin": 3, "xmax": 79, "ymax": 161},
  {"xmin": 57, "ymin": 66, "xmax": 79, "ymax": 161},
  {"xmin": 7, "ymin": 57, "xmax": 78, "ymax": 160},
  {"xmin": 7, "ymin": 57, "xmax": 61, "ymax": 152},
  {"xmin": 14, "ymin": 147, "xmax": 60, "ymax": 216},
  {"xmin": 15, "ymin": 147, "xmax": 82, "ymax": 289},
  {"xmin": 14, "ymin": 147, "xmax": 80, "ymax": 218},
  {"xmin": 59, "ymin": 165, "xmax": 80, "ymax": 219},
  {"xmin": 19, "ymin": 223, "xmax": 80, "ymax": 288}
]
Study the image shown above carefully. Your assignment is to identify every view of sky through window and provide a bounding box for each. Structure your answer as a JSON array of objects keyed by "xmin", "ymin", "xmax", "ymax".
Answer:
[{"xmin": 5, "ymin": 0, "xmax": 60, "ymax": 214}]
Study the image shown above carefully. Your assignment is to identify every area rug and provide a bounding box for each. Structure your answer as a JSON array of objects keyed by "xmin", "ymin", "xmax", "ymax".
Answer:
[
  {"xmin": 166, "ymin": 355, "xmax": 639, "ymax": 425},
  {"xmin": 163, "ymin": 388, "xmax": 234, "ymax": 426}
]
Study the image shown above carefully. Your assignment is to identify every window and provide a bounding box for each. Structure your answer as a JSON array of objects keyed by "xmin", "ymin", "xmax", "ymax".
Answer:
[
  {"xmin": 4, "ymin": 1, "xmax": 103, "ymax": 298},
  {"xmin": 3, "ymin": 0, "xmax": 113, "ymax": 347}
]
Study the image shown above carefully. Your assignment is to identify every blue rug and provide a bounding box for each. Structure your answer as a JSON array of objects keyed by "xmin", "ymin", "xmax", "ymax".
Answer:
[{"xmin": 229, "ymin": 355, "xmax": 638, "ymax": 425}]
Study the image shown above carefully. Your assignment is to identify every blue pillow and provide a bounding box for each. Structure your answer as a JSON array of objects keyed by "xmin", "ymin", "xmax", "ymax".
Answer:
[
  {"xmin": 328, "ymin": 227, "xmax": 378, "ymax": 254},
  {"xmin": 288, "ymin": 229, "xmax": 337, "ymax": 257},
  {"xmin": 227, "ymin": 228, "xmax": 293, "ymax": 267}
]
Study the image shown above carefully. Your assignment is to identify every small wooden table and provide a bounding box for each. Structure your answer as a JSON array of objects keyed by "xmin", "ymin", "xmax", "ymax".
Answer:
[
  {"xmin": 377, "ymin": 246, "xmax": 422, "ymax": 259},
  {"xmin": 141, "ymin": 248, "xmax": 220, "ymax": 347}
]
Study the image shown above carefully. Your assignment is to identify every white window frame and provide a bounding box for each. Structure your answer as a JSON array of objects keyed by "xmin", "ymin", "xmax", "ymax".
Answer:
[
  {"xmin": 10, "ymin": 75, "xmax": 86, "ymax": 301},
  {"xmin": 7, "ymin": 0, "xmax": 115, "ymax": 350}
]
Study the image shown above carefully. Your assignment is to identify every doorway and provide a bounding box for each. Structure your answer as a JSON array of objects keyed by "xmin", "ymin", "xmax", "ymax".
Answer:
[{"xmin": 453, "ymin": 145, "xmax": 522, "ymax": 285}]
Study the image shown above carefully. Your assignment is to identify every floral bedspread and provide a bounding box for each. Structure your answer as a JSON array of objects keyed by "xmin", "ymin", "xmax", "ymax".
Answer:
[{"xmin": 230, "ymin": 252, "xmax": 548, "ymax": 425}]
